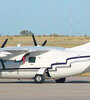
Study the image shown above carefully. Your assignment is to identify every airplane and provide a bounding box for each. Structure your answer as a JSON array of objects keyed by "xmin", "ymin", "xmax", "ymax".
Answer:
[{"xmin": 0, "ymin": 35, "xmax": 90, "ymax": 83}]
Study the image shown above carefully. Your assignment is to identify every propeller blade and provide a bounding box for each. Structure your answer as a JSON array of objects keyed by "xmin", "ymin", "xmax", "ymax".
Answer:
[
  {"xmin": 32, "ymin": 34, "xmax": 37, "ymax": 46},
  {"xmin": 1, "ymin": 38, "xmax": 8, "ymax": 48},
  {"xmin": 42, "ymin": 40, "xmax": 47, "ymax": 46}
]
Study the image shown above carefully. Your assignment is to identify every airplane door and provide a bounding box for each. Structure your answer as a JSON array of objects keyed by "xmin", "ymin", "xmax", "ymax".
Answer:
[{"xmin": 28, "ymin": 57, "xmax": 36, "ymax": 67}]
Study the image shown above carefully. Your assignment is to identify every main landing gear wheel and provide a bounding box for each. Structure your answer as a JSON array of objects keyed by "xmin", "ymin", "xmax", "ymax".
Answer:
[
  {"xmin": 34, "ymin": 74, "xmax": 45, "ymax": 83},
  {"xmin": 55, "ymin": 78, "xmax": 66, "ymax": 83}
]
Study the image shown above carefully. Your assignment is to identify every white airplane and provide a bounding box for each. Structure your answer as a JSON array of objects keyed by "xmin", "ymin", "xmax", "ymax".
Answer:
[{"xmin": 0, "ymin": 35, "xmax": 90, "ymax": 83}]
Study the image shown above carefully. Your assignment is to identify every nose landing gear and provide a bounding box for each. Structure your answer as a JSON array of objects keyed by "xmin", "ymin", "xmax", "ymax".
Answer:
[
  {"xmin": 34, "ymin": 74, "xmax": 45, "ymax": 83},
  {"xmin": 34, "ymin": 68, "xmax": 47, "ymax": 83}
]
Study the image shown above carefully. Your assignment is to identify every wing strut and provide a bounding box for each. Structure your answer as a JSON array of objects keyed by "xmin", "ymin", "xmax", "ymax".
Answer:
[{"xmin": 1, "ymin": 60, "xmax": 5, "ymax": 70}]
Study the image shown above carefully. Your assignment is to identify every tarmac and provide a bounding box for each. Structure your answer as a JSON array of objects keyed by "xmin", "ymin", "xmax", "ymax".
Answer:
[{"xmin": 0, "ymin": 76, "xmax": 90, "ymax": 100}]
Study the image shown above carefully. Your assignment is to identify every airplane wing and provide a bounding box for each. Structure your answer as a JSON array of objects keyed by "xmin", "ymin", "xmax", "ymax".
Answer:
[
  {"xmin": 0, "ymin": 49, "xmax": 49, "ymax": 61},
  {"xmin": 0, "ymin": 45, "xmax": 65, "ymax": 61},
  {"xmin": 28, "ymin": 50, "xmax": 48, "ymax": 57},
  {"xmin": 0, "ymin": 50, "xmax": 12, "ymax": 57},
  {"xmin": 0, "ymin": 50, "xmax": 28, "ymax": 61}
]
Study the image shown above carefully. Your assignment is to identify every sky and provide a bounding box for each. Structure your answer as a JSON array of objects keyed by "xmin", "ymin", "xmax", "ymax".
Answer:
[{"xmin": 0, "ymin": 0, "xmax": 90, "ymax": 36}]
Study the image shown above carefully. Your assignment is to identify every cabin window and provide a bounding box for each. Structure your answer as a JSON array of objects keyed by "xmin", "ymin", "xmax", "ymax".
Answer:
[{"xmin": 28, "ymin": 57, "xmax": 36, "ymax": 63}]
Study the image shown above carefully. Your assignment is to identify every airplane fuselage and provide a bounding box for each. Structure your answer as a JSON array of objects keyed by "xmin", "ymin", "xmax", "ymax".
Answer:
[{"xmin": 0, "ymin": 49, "xmax": 90, "ymax": 80}]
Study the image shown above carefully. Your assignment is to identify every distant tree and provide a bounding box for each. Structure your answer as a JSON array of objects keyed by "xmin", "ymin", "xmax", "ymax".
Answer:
[
  {"xmin": 28, "ymin": 31, "xmax": 33, "ymax": 36},
  {"xmin": 50, "ymin": 33, "xmax": 61, "ymax": 37},
  {"xmin": 42, "ymin": 34, "xmax": 48, "ymax": 37},
  {"xmin": 20, "ymin": 30, "xmax": 28, "ymax": 36},
  {"xmin": 20, "ymin": 30, "xmax": 33, "ymax": 36},
  {"xmin": 37, "ymin": 35, "xmax": 42, "ymax": 37},
  {"xmin": 84, "ymin": 34, "xmax": 87, "ymax": 37}
]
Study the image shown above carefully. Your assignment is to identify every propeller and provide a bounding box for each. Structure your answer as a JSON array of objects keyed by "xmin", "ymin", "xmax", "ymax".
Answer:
[
  {"xmin": 32, "ymin": 34, "xmax": 47, "ymax": 46},
  {"xmin": 1, "ymin": 38, "xmax": 8, "ymax": 48},
  {"xmin": 32, "ymin": 34, "xmax": 37, "ymax": 46},
  {"xmin": 42, "ymin": 40, "xmax": 47, "ymax": 46}
]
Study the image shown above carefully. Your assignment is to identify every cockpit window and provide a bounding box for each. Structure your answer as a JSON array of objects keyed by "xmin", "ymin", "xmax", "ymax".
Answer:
[{"xmin": 28, "ymin": 57, "xmax": 36, "ymax": 63}]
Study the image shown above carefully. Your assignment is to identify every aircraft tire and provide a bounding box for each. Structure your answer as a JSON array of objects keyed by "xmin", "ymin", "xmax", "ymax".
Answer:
[
  {"xmin": 55, "ymin": 78, "xmax": 66, "ymax": 83},
  {"xmin": 34, "ymin": 74, "xmax": 45, "ymax": 83}
]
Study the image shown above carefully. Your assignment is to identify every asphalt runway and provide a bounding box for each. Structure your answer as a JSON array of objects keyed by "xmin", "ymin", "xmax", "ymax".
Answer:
[{"xmin": 0, "ymin": 76, "xmax": 90, "ymax": 100}]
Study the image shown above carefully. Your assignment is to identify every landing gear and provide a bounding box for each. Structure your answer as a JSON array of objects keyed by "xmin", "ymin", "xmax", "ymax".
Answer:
[
  {"xmin": 34, "ymin": 74, "xmax": 45, "ymax": 83},
  {"xmin": 55, "ymin": 78, "xmax": 66, "ymax": 83}
]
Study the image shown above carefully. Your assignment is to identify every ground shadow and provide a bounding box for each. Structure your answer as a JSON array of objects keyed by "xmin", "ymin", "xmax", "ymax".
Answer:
[
  {"xmin": 66, "ymin": 81, "xmax": 90, "ymax": 83},
  {"xmin": 0, "ymin": 80, "xmax": 90, "ymax": 84}
]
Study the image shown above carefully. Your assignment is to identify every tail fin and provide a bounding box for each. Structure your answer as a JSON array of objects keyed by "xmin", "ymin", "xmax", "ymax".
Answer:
[{"xmin": 67, "ymin": 42, "xmax": 90, "ymax": 51}]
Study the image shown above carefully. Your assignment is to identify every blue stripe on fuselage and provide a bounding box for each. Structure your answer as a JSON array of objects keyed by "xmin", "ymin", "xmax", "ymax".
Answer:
[{"xmin": 51, "ymin": 55, "xmax": 90, "ymax": 67}]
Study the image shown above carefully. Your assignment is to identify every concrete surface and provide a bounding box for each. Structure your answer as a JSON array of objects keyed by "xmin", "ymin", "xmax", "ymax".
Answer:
[{"xmin": 0, "ymin": 76, "xmax": 90, "ymax": 100}]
